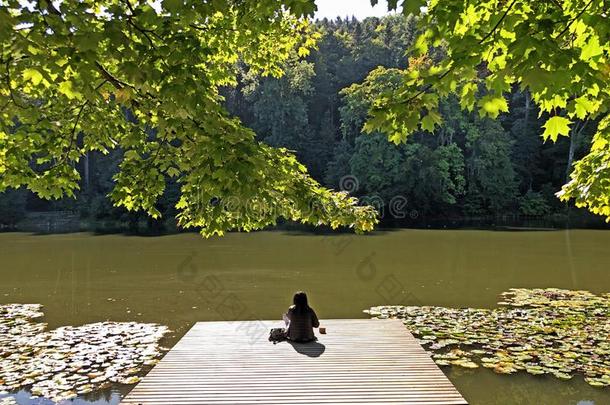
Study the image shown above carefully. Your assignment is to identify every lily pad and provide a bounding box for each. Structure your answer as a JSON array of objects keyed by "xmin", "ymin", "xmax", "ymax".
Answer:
[
  {"xmin": 0, "ymin": 304, "xmax": 169, "ymax": 403},
  {"xmin": 365, "ymin": 288, "xmax": 610, "ymax": 388}
]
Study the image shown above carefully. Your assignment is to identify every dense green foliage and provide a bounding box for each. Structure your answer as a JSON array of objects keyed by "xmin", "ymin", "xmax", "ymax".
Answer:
[
  {"xmin": 367, "ymin": 0, "xmax": 610, "ymax": 221},
  {"xmin": 231, "ymin": 16, "xmax": 598, "ymax": 223},
  {"xmin": 0, "ymin": 188, "xmax": 25, "ymax": 226},
  {"xmin": 0, "ymin": 1, "xmax": 606, "ymax": 231},
  {"xmin": 0, "ymin": 0, "xmax": 376, "ymax": 235}
]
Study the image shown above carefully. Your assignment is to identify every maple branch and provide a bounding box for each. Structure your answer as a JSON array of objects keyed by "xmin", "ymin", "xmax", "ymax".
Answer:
[
  {"xmin": 555, "ymin": 0, "xmax": 595, "ymax": 39},
  {"xmin": 400, "ymin": 0, "xmax": 518, "ymax": 106},
  {"xmin": 5, "ymin": 59, "xmax": 28, "ymax": 109},
  {"xmin": 95, "ymin": 62, "xmax": 125, "ymax": 90}
]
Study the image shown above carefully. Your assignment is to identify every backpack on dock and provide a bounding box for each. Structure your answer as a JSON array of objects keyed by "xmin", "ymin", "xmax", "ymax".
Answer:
[{"xmin": 269, "ymin": 327, "xmax": 286, "ymax": 343}]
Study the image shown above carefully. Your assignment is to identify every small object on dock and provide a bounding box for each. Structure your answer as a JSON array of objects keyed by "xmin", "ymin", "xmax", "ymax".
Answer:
[{"xmin": 122, "ymin": 319, "xmax": 467, "ymax": 404}]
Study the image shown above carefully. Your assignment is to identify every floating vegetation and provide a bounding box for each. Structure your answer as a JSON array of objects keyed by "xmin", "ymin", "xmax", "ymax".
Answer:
[
  {"xmin": 0, "ymin": 304, "xmax": 168, "ymax": 403},
  {"xmin": 364, "ymin": 288, "xmax": 610, "ymax": 388}
]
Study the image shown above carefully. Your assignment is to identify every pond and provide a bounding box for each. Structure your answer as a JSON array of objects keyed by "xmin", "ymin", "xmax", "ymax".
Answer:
[{"xmin": 1, "ymin": 230, "xmax": 609, "ymax": 404}]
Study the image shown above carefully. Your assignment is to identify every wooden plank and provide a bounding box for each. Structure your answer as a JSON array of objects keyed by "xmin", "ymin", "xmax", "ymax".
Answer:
[{"xmin": 122, "ymin": 319, "xmax": 468, "ymax": 405}]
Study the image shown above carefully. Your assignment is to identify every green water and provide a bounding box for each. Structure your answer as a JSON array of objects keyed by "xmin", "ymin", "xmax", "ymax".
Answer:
[{"xmin": 1, "ymin": 230, "xmax": 609, "ymax": 405}]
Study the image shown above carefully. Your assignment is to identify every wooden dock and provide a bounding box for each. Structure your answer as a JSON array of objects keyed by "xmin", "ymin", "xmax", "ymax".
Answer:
[{"xmin": 122, "ymin": 319, "xmax": 467, "ymax": 404}]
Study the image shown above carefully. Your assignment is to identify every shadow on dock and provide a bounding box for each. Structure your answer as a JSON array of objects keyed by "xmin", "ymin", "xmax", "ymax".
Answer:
[{"xmin": 288, "ymin": 340, "xmax": 326, "ymax": 357}]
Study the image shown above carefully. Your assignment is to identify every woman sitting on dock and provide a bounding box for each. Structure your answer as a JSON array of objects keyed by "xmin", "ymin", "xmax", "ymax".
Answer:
[{"xmin": 284, "ymin": 291, "xmax": 320, "ymax": 343}]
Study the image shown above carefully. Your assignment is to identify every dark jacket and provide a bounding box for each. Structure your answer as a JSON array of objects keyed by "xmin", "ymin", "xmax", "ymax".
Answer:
[{"xmin": 286, "ymin": 305, "xmax": 319, "ymax": 342}]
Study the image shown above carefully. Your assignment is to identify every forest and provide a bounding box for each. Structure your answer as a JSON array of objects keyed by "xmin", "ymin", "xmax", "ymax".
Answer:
[{"xmin": 0, "ymin": 15, "xmax": 603, "ymax": 230}]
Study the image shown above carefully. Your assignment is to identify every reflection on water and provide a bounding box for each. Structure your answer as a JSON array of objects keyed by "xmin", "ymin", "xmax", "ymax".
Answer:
[
  {"xmin": 1, "ymin": 230, "xmax": 609, "ymax": 404},
  {"xmin": 0, "ymin": 387, "xmax": 125, "ymax": 405},
  {"xmin": 447, "ymin": 368, "xmax": 609, "ymax": 405}
]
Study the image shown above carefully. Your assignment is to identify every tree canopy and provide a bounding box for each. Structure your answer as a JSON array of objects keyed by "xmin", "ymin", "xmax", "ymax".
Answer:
[
  {"xmin": 367, "ymin": 0, "xmax": 610, "ymax": 220},
  {"xmin": 0, "ymin": 0, "xmax": 377, "ymax": 236},
  {"xmin": 2, "ymin": 0, "xmax": 609, "ymax": 235}
]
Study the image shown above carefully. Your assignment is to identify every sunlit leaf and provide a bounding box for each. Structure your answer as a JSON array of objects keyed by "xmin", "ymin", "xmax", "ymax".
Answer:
[
  {"xmin": 22, "ymin": 68, "xmax": 43, "ymax": 86},
  {"xmin": 477, "ymin": 95, "xmax": 508, "ymax": 119},
  {"xmin": 542, "ymin": 116, "xmax": 571, "ymax": 142}
]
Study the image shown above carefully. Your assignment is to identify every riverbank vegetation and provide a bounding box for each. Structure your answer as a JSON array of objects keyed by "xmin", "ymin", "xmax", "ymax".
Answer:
[
  {"xmin": 2, "ymin": 1, "xmax": 610, "ymax": 235},
  {"xmin": 2, "ymin": 10, "xmax": 608, "ymax": 232}
]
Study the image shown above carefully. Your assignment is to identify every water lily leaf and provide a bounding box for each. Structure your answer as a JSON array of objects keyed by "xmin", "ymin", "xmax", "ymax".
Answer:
[
  {"xmin": 366, "ymin": 288, "xmax": 610, "ymax": 386},
  {"xmin": 0, "ymin": 304, "xmax": 168, "ymax": 402},
  {"xmin": 553, "ymin": 372, "xmax": 573, "ymax": 380},
  {"xmin": 452, "ymin": 359, "xmax": 479, "ymax": 369}
]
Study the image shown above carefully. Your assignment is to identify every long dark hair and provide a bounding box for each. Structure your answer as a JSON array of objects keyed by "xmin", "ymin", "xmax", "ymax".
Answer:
[{"xmin": 293, "ymin": 291, "xmax": 310, "ymax": 314}]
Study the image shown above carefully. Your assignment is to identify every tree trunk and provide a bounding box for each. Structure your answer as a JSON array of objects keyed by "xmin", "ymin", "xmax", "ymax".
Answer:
[
  {"xmin": 565, "ymin": 120, "xmax": 587, "ymax": 183},
  {"xmin": 523, "ymin": 90, "xmax": 533, "ymax": 190},
  {"xmin": 524, "ymin": 90, "xmax": 530, "ymax": 128},
  {"xmin": 83, "ymin": 152, "xmax": 90, "ymax": 194}
]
